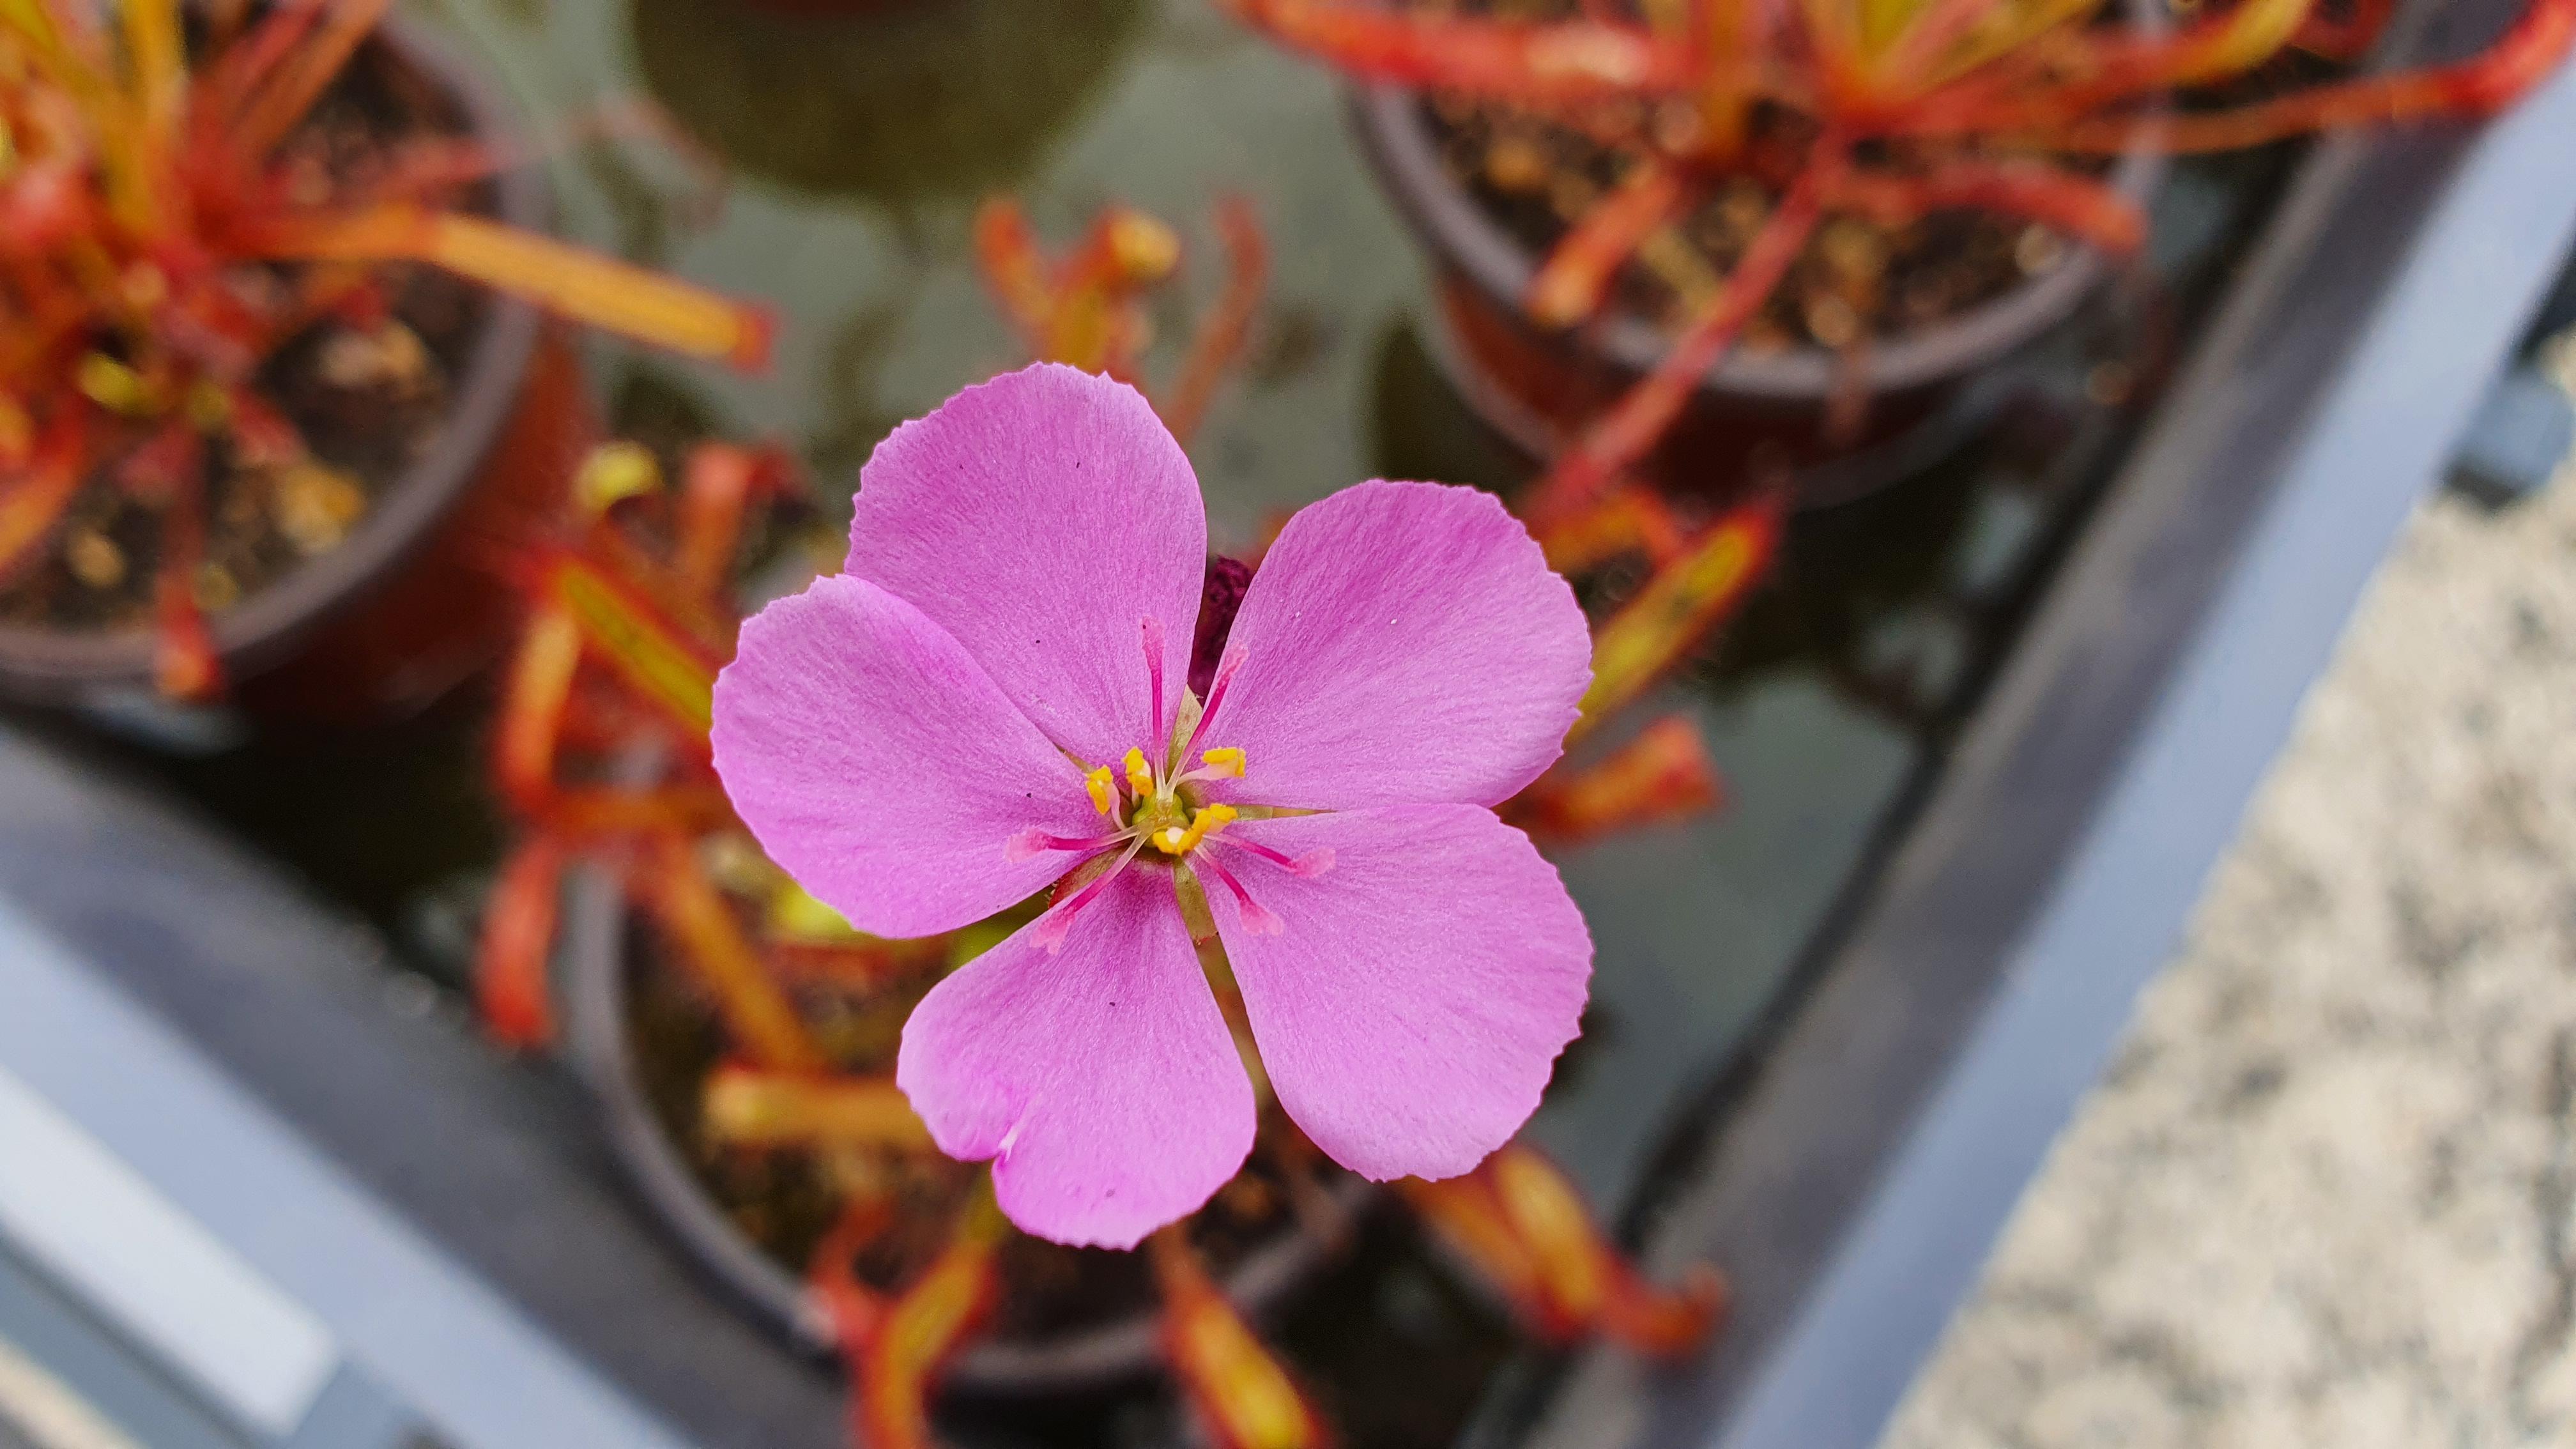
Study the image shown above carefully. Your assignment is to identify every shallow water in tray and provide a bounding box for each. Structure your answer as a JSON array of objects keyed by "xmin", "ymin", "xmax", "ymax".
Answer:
[{"xmin": 45, "ymin": 0, "xmax": 2297, "ymax": 1442}]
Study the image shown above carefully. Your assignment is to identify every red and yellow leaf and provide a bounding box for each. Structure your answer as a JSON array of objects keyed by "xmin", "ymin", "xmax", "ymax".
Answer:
[
  {"xmin": 700, "ymin": 1067, "xmax": 934, "ymax": 1153},
  {"xmin": 1153, "ymin": 1228, "xmax": 1333, "ymax": 1449}
]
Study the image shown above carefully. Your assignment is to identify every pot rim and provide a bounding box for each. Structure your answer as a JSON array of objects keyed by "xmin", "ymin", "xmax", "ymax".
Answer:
[
  {"xmin": 559, "ymin": 864, "xmax": 1370, "ymax": 1396},
  {"xmin": 1349, "ymin": 21, "xmax": 2168, "ymax": 402},
  {"xmin": 0, "ymin": 15, "xmax": 548, "ymax": 700}
]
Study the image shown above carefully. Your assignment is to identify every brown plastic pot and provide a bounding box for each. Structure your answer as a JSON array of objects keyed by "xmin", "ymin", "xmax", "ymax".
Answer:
[
  {"xmin": 0, "ymin": 18, "xmax": 593, "ymax": 723},
  {"xmin": 560, "ymin": 867, "xmax": 1369, "ymax": 1395},
  {"xmin": 1350, "ymin": 55, "xmax": 2166, "ymax": 505}
]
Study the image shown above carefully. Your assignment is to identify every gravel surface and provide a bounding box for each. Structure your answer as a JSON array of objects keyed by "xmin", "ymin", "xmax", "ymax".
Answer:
[{"xmin": 1880, "ymin": 375, "xmax": 2576, "ymax": 1448}]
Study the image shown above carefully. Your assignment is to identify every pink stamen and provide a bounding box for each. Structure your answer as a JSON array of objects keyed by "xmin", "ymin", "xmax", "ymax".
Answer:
[
  {"xmin": 1029, "ymin": 838, "xmax": 1147, "ymax": 954},
  {"xmin": 1006, "ymin": 828, "xmax": 1126, "ymax": 864},
  {"xmin": 1180, "ymin": 649, "xmax": 1244, "ymax": 765},
  {"xmin": 1140, "ymin": 617, "xmax": 1168, "ymax": 742},
  {"xmin": 1211, "ymin": 836, "xmax": 1334, "ymax": 878},
  {"xmin": 1192, "ymin": 848, "xmax": 1282, "ymax": 937}
]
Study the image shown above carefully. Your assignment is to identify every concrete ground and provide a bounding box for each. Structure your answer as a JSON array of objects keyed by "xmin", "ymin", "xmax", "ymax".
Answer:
[{"xmin": 1878, "ymin": 369, "xmax": 2576, "ymax": 1447}]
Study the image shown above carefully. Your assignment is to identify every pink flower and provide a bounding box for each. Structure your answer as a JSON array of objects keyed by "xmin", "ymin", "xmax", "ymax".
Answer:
[{"xmin": 710, "ymin": 364, "xmax": 1595, "ymax": 1248}]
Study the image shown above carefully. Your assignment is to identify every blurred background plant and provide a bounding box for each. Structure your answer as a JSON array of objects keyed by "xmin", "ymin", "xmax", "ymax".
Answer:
[
  {"xmin": 0, "ymin": 0, "xmax": 769, "ymax": 700},
  {"xmin": 1228, "ymin": 0, "xmax": 2574, "ymax": 609},
  {"xmin": 1236, "ymin": 0, "xmax": 2572, "ymax": 500}
]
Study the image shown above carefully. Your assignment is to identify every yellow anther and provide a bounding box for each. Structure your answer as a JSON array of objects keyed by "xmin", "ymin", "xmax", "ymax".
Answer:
[
  {"xmin": 1174, "ymin": 804, "xmax": 1237, "ymax": 855},
  {"xmin": 1085, "ymin": 765, "xmax": 1117, "ymax": 816},
  {"xmin": 1146, "ymin": 804, "xmax": 1235, "ymax": 857},
  {"xmin": 1199, "ymin": 747, "xmax": 1246, "ymax": 778},
  {"xmin": 1124, "ymin": 746, "xmax": 1154, "ymax": 797}
]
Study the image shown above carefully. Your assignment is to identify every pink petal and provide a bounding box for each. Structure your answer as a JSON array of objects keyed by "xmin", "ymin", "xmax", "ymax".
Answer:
[
  {"xmin": 711, "ymin": 572, "xmax": 1099, "ymax": 939},
  {"xmin": 1200, "ymin": 806, "xmax": 1591, "ymax": 1182},
  {"xmin": 1197, "ymin": 481, "xmax": 1590, "ymax": 811},
  {"xmin": 896, "ymin": 864, "xmax": 1254, "ymax": 1247},
  {"xmin": 845, "ymin": 364, "xmax": 1204, "ymax": 770}
]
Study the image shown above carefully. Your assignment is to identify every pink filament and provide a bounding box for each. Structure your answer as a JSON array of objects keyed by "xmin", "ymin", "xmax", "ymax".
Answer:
[
  {"xmin": 1211, "ymin": 835, "xmax": 1334, "ymax": 878},
  {"xmin": 1192, "ymin": 848, "xmax": 1282, "ymax": 937},
  {"xmin": 1006, "ymin": 828, "xmax": 1126, "ymax": 863},
  {"xmin": 1179, "ymin": 650, "xmax": 1243, "ymax": 765},
  {"xmin": 1029, "ymin": 838, "xmax": 1147, "ymax": 953}
]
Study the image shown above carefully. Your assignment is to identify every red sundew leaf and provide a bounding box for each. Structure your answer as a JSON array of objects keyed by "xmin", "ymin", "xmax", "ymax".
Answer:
[
  {"xmin": 1486, "ymin": 1147, "xmax": 1726, "ymax": 1358},
  {"xmin": 850, "ymin": 1191, "xmax": 1006, "ymax": 1449},
  {"xmin": 226, "ymin": 0, "xmax": 394, "ymax": 161},
  {"xmin": 1396, "ymin": 1171, "xmax": 1563, "ymax": 1335},
  {"xmin": 1572, "ymin": 494, "xmax": 1782, "ymax": 744},
  {"xmin": 1525, "ymin": 159, "xmax": 1691, "ymax": 331},
  {"xmin": 247, "ymin": 206, "xmax": 776, "ymax": 368},
  {"xmin": 699, "ymin": 1066, "xmax": 933, "ymax": 1153},
  {"xmin": 1827, "ymin": 160, "xmax": 2147, "ymax": 256},
  {"xmin": 971, "ymin": 196, "xmax": 1054, "ymax": 348},
  {"xmin": 539, "ymin": 549, "xmax": 720, "ymax": 747},
  {"xmin": 1407, "ymin": 1146, "xmax": 1725, "ymax": 1355},
  {"xmin": 1151, "ymin": 1228, "xmax": 1335, "ymax": 1449},
  {"xmin": 632, "ymin": 829, "xmax": 826, "ymax": 1073},
  {"xmin": 0, "ymin": 409, "xmax": 89, "ymax": 584},
  {"xmin": 1530, "ymin": 484, "xmax": 1688, "ymax": 576},
  {"xmin": 475, "ymin": 836, "xmax": 565, "ymax": 1049},
  {"xmin": 493, "ymin": 605, "xmax": 581, "ymax": 816},
  {"xmin": 674, "ymin": 441, "xmax": 797, "ymax": 613},
  {"xmin": 1531, "ymin": 155, "xmax": 1835, "ymax": 519},
  {"xmin": 538, "ymin": 785, "xmax": 735, "ymax": 840},
  {"xmin": 1513, "ymin": 713, "xmax": 1725, "ymax": 847},
  {"xmin": 151, "ymin": 496, "xmax": 223, "ymax": 703},
  {"xmin": 1224, "ymin": 0, "xmax": 1697, "ymax": 105},
  {"xmin": 1158, "ymin": 195, "xmax": 1269, "ymax": 447}
]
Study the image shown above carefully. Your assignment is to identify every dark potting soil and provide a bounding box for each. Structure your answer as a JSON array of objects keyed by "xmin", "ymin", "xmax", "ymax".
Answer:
[
  {"xmin": 1420, "ymin": 0, "xmax": 2113, "ymax": 355},
  {"xmin": 0, "ymin": 35, "xmax": 496, "ymax": 636}
]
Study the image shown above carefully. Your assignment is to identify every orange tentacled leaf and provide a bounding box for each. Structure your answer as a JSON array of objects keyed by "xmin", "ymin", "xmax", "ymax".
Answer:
[
  {"xmin": 971, "ymin": 196, "xmax": 1057, "ymax": 344},
  {"xmin": 1487, "ymin": 1146, "xmax": 1726, "ymax": 1356},
  {"xmin": 121, "ymin": 0, "xmax": 186, "ymax": 145},
  {"xmin": 1225, "ymin": 0, "xmax": 1698, "ymax": 105},
  {"xmin": 1151, "ymin": 1228, "xmax": 1334, "ymax": 1449},
  {"xmin": 196, "ymin": 0, "xmax": 323, "ymax": 134},
  {"xmin": 2053, "ymin": 0, "xmax": 2576, "ymax": 151},
  {"xmin": 0, "ymin": 410, "xmax": 89, "ymax": 583},
  {"xmin": 1396, "ymin": 1173, "xmax": 1556, "ymax": 1330},
  {"xmin": 1043, "ymin": 206, "xmax": 1177, "ymax": 380},
  {"xmin": 542, "ymin": 550, "xmax": 720, "ymax": 744},
  {"xmin": 1530, "ymin": 484, "xmax": 1689, "ymax": 574},
  {"xmin": 1514, "ymin": 714, "xmax": 1725, "ymax": 847},
  {"xmin": 1158, "ymin": 195, "xmax": 1269, "ymax": 446},
  {"xmin": 494, "ymin": 604, "xmax": 581, "ymax": 813},
  {"xmin": 765, "ymin": 937, "xmax": 947, "ymax": 990},
  {"xmin": 700, "ymin": 1066, "xmax": 935, "ymax": 1153},
  {"xmin": 635, "ymin": 829, "xmax": 827, "ymax": 1072},
  {"xmin": 1828, "ymin": 161, "xmax": 2147, "ymax": 255},
  {"xmin": 1573, "ymin": 496, "xmax": 1782, "ymax": 742},
  {"xmin": 852, "ymin": 1188, "xmax": 1006, "ymax": 1449},
  {"xmin": 152, "ymin": 475, "xmax": 222, "ymax": 702},
  {"xmin": 250, "ymin": 206, "xmax": 776, "ymax": 367},
  {"xmin": 675, "ymin": 441, "xmax": 793, "ymax": 611},
  {"xmin": 1532, "ymin": 154, "xmax": 1834, "ymax": 518},
  {"xmin": 226, "ymin": 0, "xmax": 392, "ymax": 160},
  {"xmin": 475, "ymin": 837, "xmax": 565, "ymax": 1048},
  {"xmin": 1528, "ymin": 160, "xmax": 1690, "ymax": 330},
  {"xmin": 541, "ymin": 785, "xmax": 735, "ymax": 838}
]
